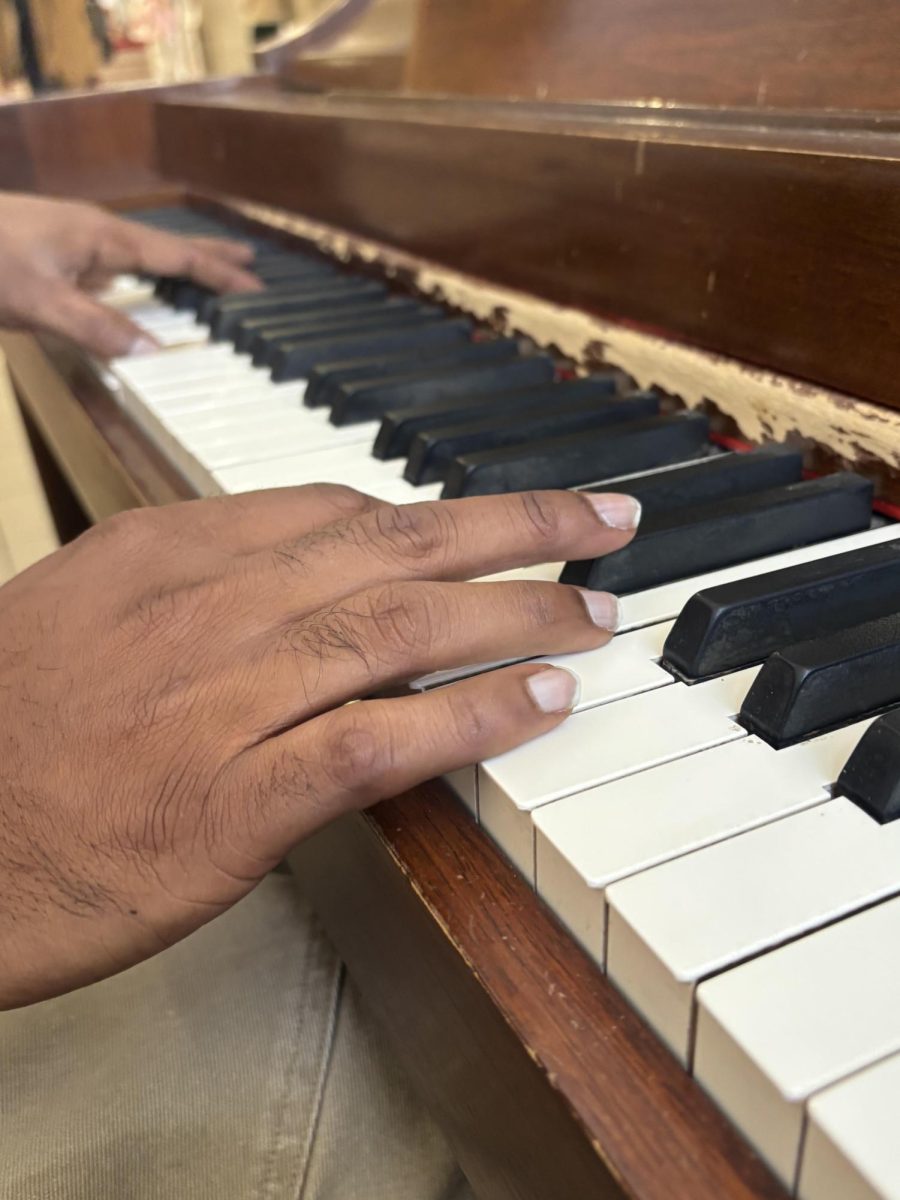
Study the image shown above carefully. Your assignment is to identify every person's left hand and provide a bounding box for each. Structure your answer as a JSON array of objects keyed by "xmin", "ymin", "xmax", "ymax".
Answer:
[{"xmin": 0, "ymin": 192, "xmax": 260, "ymax": 358}]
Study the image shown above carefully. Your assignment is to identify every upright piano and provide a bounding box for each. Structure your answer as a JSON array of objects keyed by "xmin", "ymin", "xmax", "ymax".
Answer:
[{"xmin": 5, "ymin": 5, "xmax": 900, "ymax": 1198}]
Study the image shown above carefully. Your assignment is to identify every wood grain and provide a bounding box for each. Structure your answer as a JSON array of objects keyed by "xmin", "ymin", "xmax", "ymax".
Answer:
[
  {"xmin": 407, "ymin": 0, "xmax": 900, "ymax": 112},
  {"xmin": 1, "ymin": 333, "xmax": 193, "ymax": 519},
  {"xmin": 290, "ymin": 781, "xmax": 789, "ymax": 1200},
  {"xmin": 154, "ymin": 93, "xmax": 900, "ymax": 413},
  {"xmin": 0, "ymin": 79, "xmax": 265, "ymax": 203}
]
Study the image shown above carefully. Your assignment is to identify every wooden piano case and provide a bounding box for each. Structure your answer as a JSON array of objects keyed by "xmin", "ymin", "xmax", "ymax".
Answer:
[{"xmin": 6, "ymin": 8, "xmax": 900, "ymax": 1195}]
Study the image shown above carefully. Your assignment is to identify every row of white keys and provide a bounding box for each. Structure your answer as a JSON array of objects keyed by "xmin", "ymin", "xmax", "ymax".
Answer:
[
  {"xmin": 694, "ymin": 894, "xmax": 900, "ymax": 1189},
  {"xmin": 477, "ymin": 666, "xmax": 756, "ymax": 876},
  {"xmin": 444, "ymin": 523, "xmax": 900, "ymax": 813},
  {"xmin": 603, "ymin": 719, "xmax": 891, "ymax": 1065},
  {"xmin": 111, "ymin": 343, "xmax": 446, "ymax": 504},
  {"xmin": 799, "ymin": 1050, "xmax": 900, "ymax": 1200},
  {"xmin": 533, "ymin": 721, "xmax": 867, "ymax": 975}
]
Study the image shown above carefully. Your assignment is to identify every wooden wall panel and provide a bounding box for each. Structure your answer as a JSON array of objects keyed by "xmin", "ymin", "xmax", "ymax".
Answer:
[
  {"xmin": 154, "ymin": 96, "xmax": 900, "ymax": 411},
  {"xmin": 407, "ymin": 0, "xmax": 900, "ymax": 112},
  {"xmin": 0, "ymin": 79, "xmax": 252, "ymax": 203}
]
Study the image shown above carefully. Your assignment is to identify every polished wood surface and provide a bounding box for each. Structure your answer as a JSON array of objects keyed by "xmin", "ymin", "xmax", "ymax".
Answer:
[
  {"xmin": 407, "ymin": 0, "xmax": 900, "ymax": 111},
  {"xmin": 154, "ymin": 92, "xmax": 900, "ymax": 413},
  {"xmin": 0, "ymin": 79, "xmax": 267, "ymax": 202},
  {"xmin": 289, "ymin": 783, "xmax": 788, "ymax": 1200},
  {"xmin": 1, "ymin": 333, "xmax": 193, "ymax": 518}
]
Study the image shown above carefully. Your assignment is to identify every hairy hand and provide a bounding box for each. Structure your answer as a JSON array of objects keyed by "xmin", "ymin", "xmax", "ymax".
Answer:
[
  {"xmin": 0, "ymin": 485, "xmax": 638, "ymax": 1008},
  {"xmin": 0, "ymin": 193, "xmax": 260, "ymax": 357}
]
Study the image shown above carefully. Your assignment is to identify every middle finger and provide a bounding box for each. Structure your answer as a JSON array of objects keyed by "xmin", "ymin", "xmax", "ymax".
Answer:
[
  {"xmin": 235, "ymin": 577, "xmax": 619, "ymax": 738},
  {"xmin": 245, "ymin": 489, "xmax": 640, "ymax": 617}
]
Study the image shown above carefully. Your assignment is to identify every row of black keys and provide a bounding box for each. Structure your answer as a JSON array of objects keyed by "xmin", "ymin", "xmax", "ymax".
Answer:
[
  {"xmin": 138, "ymin": 210, "xmax": 900, "ymax": 822},
  {"xmin": 168, "ymin": 258, "xmax": 900, "ymax": 789},
  {"xmin": 151, "ymin": 244, "xmax": 881, "ymax": 599}
]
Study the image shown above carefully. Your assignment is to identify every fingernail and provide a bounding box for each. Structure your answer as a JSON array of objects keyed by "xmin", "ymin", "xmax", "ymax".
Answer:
[
  {"xmin": 128, "ymin": 334, "xmax": 159, "ymax": 356},
  {"xmin": 578, "ymin": 588, "xmax": 621, "ymax": 631},
  {"xmin": 526, "ymin": 667, "xmax": 581, "ymax": 714},
  {"xmin": 584, "ymin": 492, "xmax": 642, "ymax": 531}
]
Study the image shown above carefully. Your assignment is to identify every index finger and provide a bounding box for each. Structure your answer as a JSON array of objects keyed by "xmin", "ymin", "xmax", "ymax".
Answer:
[
  {"xmin": 249, "ymin": 489, "xmax": 642, "ymax": 612},
  {"xmin": 106, "ymin": 219, "xmax": 263, "ymax": 294}
]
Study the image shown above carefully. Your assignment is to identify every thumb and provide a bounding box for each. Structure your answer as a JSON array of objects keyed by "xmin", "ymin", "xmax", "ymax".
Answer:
[{"xmin": 41, "ymin": 285, "xmax": 158, "ymax": 358}]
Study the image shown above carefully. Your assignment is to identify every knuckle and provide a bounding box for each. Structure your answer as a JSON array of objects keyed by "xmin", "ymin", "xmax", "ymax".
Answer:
[
  {"xmin": 322, "ymin": 710, "xmax": 391, "ymax": 793},
  {"xmin": 78, "ymin": 305, "xmax": 117, "ymax": 346},
  {"xmin": 83, "ymin": 506, "xmax": 158, "ymax": 550},
  {"xmin": 518, "ymin": 491, "xmax": 563, "ymax": 544},
  {"xmin": 371, "ymin": 502, "xmax": 457, "ymax": 565},
  {"xmin": 446, "ymin": 689, "xmax": 494, "ymax": 747},
  {"xmin": 364, "ymin": 582, "xmax": 450, "ymax": 658},
  {"xmin": 127, "ymin": 581, "xmax": 204, "ymax": 640},
  {"xmin": 310, "ymin": 482, "xmax": 381, "ymax": 519}
]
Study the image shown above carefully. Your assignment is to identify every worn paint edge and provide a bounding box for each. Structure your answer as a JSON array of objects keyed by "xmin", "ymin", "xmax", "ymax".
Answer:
[{"xmin": 226, "ymin": 196, "xmax": 900, "ymax": 476}]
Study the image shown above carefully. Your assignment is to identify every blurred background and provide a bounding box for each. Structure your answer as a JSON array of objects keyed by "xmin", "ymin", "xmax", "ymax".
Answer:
[{"xmin": 0, "ymin": 0, "xmax": 383, "ymax": 93}]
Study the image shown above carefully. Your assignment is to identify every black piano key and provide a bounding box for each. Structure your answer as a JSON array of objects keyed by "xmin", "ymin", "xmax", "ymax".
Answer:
[
  {"xmin": 304, "ymin": 339, "xmax": 522, "ymax": 408},
  {"xmin": 203, "ymin": 278, "xmax": 381, "ymax": 331},
  {"xmin": 441, "ymin": 412, "xmax": 710, "ymax": 499},
  {"xmin": 269, "ymin": 318, "xmax": 474, "ymax": 382},
  {"xmin": 663, "ymin": 539, "xmax": 900, "ymax": 682},
  {"xmin": 170, "ymin": 259, "xmax": 336, "ymax": 311},
  {"xmin": 836, "ymin": 709, "xmax": 900, "ymax": 824},
  {"xmin": 562, "ymin": 473, "xmax": 873, "ymax": 594},
  {"xmin": 404, "ymin": 391, "xmax": 660, "ymax": 483},
  {"xmin": 235, "ymin": 292, "xmax": 420, "ymax": 352},
  {"xmin": 739, "ymin": 611, "xmax": 900, "ymax": 749},
  {"xmin": 329, "ymin": 356, "xmax": 555, "ymax": 426},
  {"xmin": 374, "ymin": 374, "xmax": 626, "ymax": 460},
  {"xmin": 249, "ymin": 301, "xmax": 442, "ymax": 365},
  {"xmin": 580, "ymin": 444, "xmax": 803, "ymax": 514}
]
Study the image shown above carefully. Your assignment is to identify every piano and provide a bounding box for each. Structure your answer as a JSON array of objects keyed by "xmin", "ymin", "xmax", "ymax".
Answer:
[{"xmin": 4, "ymin": 6, "xmax": 900, "ymax": 1198}]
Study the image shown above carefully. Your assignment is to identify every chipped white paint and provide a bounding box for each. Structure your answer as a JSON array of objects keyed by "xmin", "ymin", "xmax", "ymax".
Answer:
[{"xmin": 226, "ymin": 197, "xmax": 900, "ymax": 474}]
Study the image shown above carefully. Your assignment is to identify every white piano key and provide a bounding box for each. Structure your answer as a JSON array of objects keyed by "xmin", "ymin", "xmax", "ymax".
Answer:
[
  {"xmin": 533, "ymin": 721, "xmax": 867, "ymax": 970},
  {"xmin": 167, "ymin": 399, "xmax": 314, "ymax": 434},
  {"xmin": 694, "ymin": 894, "xmax": 900, "ymax": 1188},
  {"xmin": 604, "ymin": 721, "xmax": 876, "ymax": 1062},
  {"xmin": 189, "ymin": 422, "xmax": 379, "ymax": 469},
  {"xmin": 99, "ymin": 280, "xmax": 158, "ymax": 307},
  {"xmin": 416, "ymin": 616, "xmax": 672, "ymax": 695},
  {"xmin": 444, "ymin": 766, "xmax": 478, "ymax": 815},
  {"xmin": 137, "ymin": 368, "xmax": 261, "ymax": 400},
  {"xmin": 214, "ymin": 450, "xmax": 440, "ymax": 504},
  {"xmin": 116, "ymin": 357, "xmax": 253, "ymax": 391},
  {"xmin": 476, "ymin": 667, "xmax": 754, "ymax": 876},
  {"xmin": 799, "ymin": 1051, "xmax": 900, "ymax": 1200},
  {"xmin": 213, "ymin": 444, "xmax": 409, "ymax": 494},
  {"xmin": 477, "ymin": 562, "xmax": 564, "ymax": 584},
  {"xmin": 149, "ymin": 383, "xmax": 305, "ymax": 416},
  {"xmin": 143, "ymin": 326, "xmax": 210, "ymax": 349},
  {"xmin": 376, "ymin": 479, "xmax": 444, "ymax": 505}
]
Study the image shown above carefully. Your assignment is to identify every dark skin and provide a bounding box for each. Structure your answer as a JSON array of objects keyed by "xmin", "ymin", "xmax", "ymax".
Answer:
[{"xmin": 0, "ymin": 196, "xmax": 639, "ymax": 1009}]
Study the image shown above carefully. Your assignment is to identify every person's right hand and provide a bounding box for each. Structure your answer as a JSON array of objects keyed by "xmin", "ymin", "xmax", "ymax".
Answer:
[{"xmin": 0, "ymin": 485, "xmax": 639, "ymax": 1008}]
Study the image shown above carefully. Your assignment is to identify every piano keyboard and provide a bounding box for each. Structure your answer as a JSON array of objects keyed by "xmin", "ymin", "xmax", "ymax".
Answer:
[{"xmin": 102, "ymin": 207, "xmax": 900, "ymax": 1200}]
